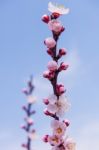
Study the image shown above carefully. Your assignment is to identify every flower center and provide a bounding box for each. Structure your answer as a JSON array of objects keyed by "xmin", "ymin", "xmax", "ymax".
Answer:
[{"xmin": 57, "ymin": 127, "xmax": 62, "ymax": 134}]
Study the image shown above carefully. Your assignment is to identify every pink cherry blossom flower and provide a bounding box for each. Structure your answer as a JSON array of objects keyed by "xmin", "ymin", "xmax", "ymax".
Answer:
[
  {"xmin": 47, "ymin": 60, "xmax": 58, "ymax": 71},
  {"xmin": 51, "ymin": 120, "xmax": 66, "ymax": 137},
  {"xmin": 48, "ymin": 135, "xmax": 62, "ymax": 146},
  {"xmin": 44, "ymin": 37, "xmax": 56, "ymax": 48},
  {"xmin": 48, "ymin": 2, "xmax": 70, "ymax": 15},
  {"xmin": 48, "ymin": 20, "xmax": 63, "ymax": 33}
]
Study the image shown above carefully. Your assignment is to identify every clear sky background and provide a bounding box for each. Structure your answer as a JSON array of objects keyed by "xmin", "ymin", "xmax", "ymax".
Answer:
[{"xmin": 0, "ymin": 0, "xmax": 99, "ymax": 150}]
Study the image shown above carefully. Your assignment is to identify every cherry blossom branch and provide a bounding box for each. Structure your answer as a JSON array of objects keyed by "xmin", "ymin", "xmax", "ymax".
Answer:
[
  {"xmin": 21, "ymin": 76, "xmax": 37, "ymax": 150},
  {"xmin": 42, "ymin": 2, "xmax": 76, "ymax": 150}
]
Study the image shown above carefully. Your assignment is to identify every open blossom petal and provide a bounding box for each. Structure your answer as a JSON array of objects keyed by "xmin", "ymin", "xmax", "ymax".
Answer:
[
  {"xmin": 51, "ymin": 120, "xmax": 66, "ymax": 137},
  {"xmin": 47, "ymin": 104, "xmax": 58, "ymax": 114},
  {"xmin": 48, "ymin": 2, "xmax": 70, "ymax": 15},
  {"xmin": 64, "ymin": 138, "xmax": 76, "ymax": 150},
  {"xmin": 48, "ymin": 135, "xmax": 62, "ymax": 146},
  {"xmin": 48, "ymin": 94, "xmax": 57, "ymax": 104}
]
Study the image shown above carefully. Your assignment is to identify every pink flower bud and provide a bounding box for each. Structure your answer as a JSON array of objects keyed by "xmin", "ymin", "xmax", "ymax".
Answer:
[
  {"xmin": 21, "ymin": 143, "xmax": 27, "ymax": 148},
  {"xmin": 63, "ymin": 119, "xmax": 70, "ymax": 127},
  {"xmin": 47, "ymin": 60, "xmax": 58, "ymax": 71},
  {"xmin": 47, "ymin": 49, "xmax": 53, "ymax": 56},
  {"xmin": 59, "ymin": 62, "xmax": 69, "ymax": 71},
  {"xmin": 48, "ymin": 20, "xmax": 63, "ymax": 33},
  {"xmin": 26, "ymin": 118, "xmax": 33, "ymax": 125},
  {"xmin": 20, "ymin": 124, "xmax": 26, "ymax": 130},
  {"xmin": 43, "ymin": 99, "xmax": 49, "ymax": 105},
  {"xmin": 43, "ymin": 70, "xmax": 55, "ymax": 79},
  {"xmin": 56, "ymin": 84, "xmax": 66, "ymax": 95},
  {"xmin": 43, "ymin": 70, "xmax": 50, "ymax": 78},
  {"xmin": 59, "ymin": 48, "xmax": 67, "ymax": 56},
  {"xmin": 44, "ymin": 108, "xmax": 53, "ymax": 116},
  {"xmin": 42, "ymin": 14, "xmax": 50, "ymax": 23},
  {"xmin": 42, "ymin": 135, "xmax": 49, "ymax": 142},
  {"xmin": 51, "ymin": 12, "xmax": 60, "ymax": 19},
  {"xmin": 61, "ymin": 26, "xmax": 65, "ymax": 32},
  {"xmin": 44, "ymin": 37, "xmax": 56, "ymax": 48}
]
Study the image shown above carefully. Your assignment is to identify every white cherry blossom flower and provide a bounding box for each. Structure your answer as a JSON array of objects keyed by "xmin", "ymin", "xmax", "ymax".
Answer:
[
  {"xmin": 47, "ymin": 94, "xmax": 71, "ymax": 116},
  {"xmin": 51, "ymin": 120, "xmax": 66, "ymax": 137},
  {"xmin": 48, "ymin": 135, "xmax": 62, "ymax": 146},
  {"xmin": 48, "ymin": 2, "xmax": 70, "ymax": 15}
]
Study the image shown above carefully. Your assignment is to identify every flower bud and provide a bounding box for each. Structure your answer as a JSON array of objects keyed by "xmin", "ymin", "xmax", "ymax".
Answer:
[
  {"xmin": 59, "ymin": 48, "xmax": 67, "ymax": 56},
  {"xmin": 42, "ymin": 135, "xmax": 49, "ymax": 142},
  {"xmin": 47, "ymin": 49, "xmax": 53, "ymax": 57},
  {"xmin": 61, "ymin": 26, "xmax": 65, "ymax": 32},
  {"xmin": 42, "ymin": 14, "xmax": 50, "ymax": 23},
  {"xmin": 56, "ymin": 84, "xmax": 66, "ymax": 95},
  {"xmin": 47, "ymin": 60, "xmax": 58, "ymax": 71},
  {"xmin": 63, "ymin": 119, "xmax": 70, "ymax": 127},
  {"xmin": 43, "ymin": 99, "xmax": 49, "ymax": 105},
  {"xmin": 59, "ymin": 62, "xmax": 69, "ymax": 71},
  {"xmin": 44, "ymin": 37, "xmax": 56, "ymax": 48},
  {"xmin": 44, "ymin": 108, "xmax": 53, "ymax": 116},
  {"xmin": 51, "ymin": 12, "xmax": 60, "ymax": 19},
  {"xmin": 21, "ymin": 143, "xmax": 27, "ymax": 148}
]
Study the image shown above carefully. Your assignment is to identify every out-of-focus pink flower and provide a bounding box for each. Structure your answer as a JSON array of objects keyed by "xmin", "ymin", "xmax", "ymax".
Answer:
[
  {"xmin": 51, "ymin": 120, "xmax": 67, "ymax": 137},
  {"xmin": 48, "ymin": 135, "xmax": 62, "ymax": 146},
  {"xmin": 48, "ymin": 20, "xmax": 63, "ymax": 33},
  {"xmin": 47, "ymin": 60, "xmax": 58, "ymax": 71},
  {"xmin": 26, "ymin": 117, "xmax": 33, "ymax": 125},
  {"xmin": 42, "ymin": 14, "xmax": 50, "ymax": 23},
  {"xmin": 44, "ymin": 37, "xmax": 56, "ymax": 48}
]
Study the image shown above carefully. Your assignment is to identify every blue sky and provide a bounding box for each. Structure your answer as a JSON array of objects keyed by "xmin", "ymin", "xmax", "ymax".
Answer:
[{"xmin": 0, "ymin": 0, "xmax": 99, "ymax": 150}]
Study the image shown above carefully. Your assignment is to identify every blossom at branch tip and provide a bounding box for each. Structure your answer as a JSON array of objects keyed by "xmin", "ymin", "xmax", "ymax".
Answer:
[
  {"xmin": 48, "ymin": 20, "xmax": 63, "ymax": 33},
  {"xmin": 51, "ymin": 120, "xmax": 67, "ymax": 137},
  {"xmin": 48, "ymin": 2, "xmax": 70, "ymax": 15},
  {"xmin": 44, "ymin": 37, "xmax": 56, "ymax": 48},
  {"xmin": 47, "ymin": 60, "xmax": 58, "ymax": 71},
  {"xmin": 47, "ymin": 94, "xmax": 71, "ymax": 116}
]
